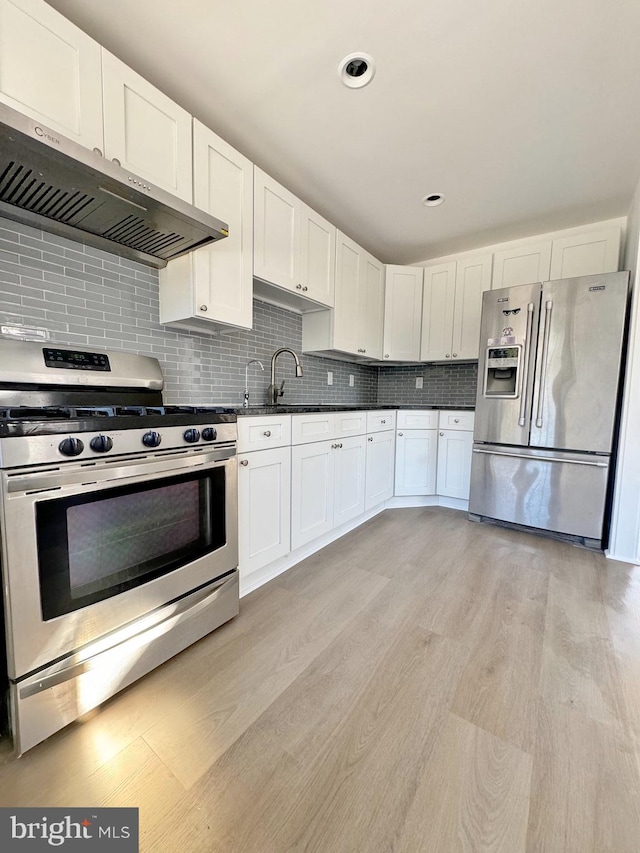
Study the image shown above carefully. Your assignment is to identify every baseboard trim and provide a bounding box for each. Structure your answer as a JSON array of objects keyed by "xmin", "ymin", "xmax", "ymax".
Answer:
[
  {"xmin": 239, "ymin": 498, "xmax": 469, "ymax": 597},
  {"xmin": 604, "ymin": 548, "xmax": 640, "ymax": 565},
  {"xmin": 239, "ymin": 504, "xmax": 386, "ymax": 597}
]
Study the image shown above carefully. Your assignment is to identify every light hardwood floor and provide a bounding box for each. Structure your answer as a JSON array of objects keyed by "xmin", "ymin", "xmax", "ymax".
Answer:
[{"xmin": 1, "ymin": 507, "xmax": 640, "ymax": 852}]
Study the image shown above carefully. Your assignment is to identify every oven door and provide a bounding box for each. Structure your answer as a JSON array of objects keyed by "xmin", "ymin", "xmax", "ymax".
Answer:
[{"xmin": 0, "ymin": 445, "xmax": 237, "ymax": 680}]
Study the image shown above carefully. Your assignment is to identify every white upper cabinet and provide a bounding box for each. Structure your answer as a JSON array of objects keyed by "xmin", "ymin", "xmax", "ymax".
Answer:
[
  {"xmin": 101, "ymin": 50, "xmax": 193, "ymax": 202},
  {"xmin": 303, "ymin": 231, "xmax": 384, "ymax": 361},
  {"xmin": 491, "ymin": 241, "xmax": 552, "ymax": 289},
  {"xmin": 253, "ymin": 168, "xmax": 335, "ymax": 308},
  {"xmin": 420, "ymin": 262, "xmax": 456, "ymax": 362},
  {"xmin": 549, "ymin": 227, "xmax": 621, "ymax": 280},
  {"xmin": 383, "ymin": 265, "xmax": 424, "ymax": 361},
  {"xmin": 420, "ymin": 254, "xmax": 491, "ymax": 362},
  {"xmin": 0, "ymin": 0, "xmax": 103, "ymax": 150},
  {"xmin": 451, "ymin": 254, "xmax": 493, "ymax": 359},
  {"xmin": 159, "ymin": 120, "xmax": 253, "ymax": 332},
  {"xmin": 359, "ymin": 251, "xmax": 385, "ymax": 360},
  {"xmin": 253, "ymin": 167, "xmax": 300, "ymax": 291},
  {"xmin": 332, "ymin": 231, "xmax": 362, "ymax": 354},
  {"xmin": 299, "ymin": 203, "xmax": 336, "ymax": 306}
]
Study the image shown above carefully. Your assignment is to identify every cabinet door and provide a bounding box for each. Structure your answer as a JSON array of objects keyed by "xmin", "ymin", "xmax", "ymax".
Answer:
[
  {"xmin": 358, "ymin": 251, "xmax": 385, "ymax": 360},
  {"xmin": 253, "ymin": 167, "xmax": 300, "ymax": 292},
  {"xmin": 191, "ymin": 119, "xmax": 253, "ymax": 329},
  {"xmin": 333, "ymin": 231, "xmax": 361, "ymax": 355},
  {"xmin": 238, "ymin": 447, "xmax": 291, "ymax": 578},
  {"xmin": 101, "ymin": 50, "xmax": 192, "ymax": 201},
  {"xmin": 291, "ymin": 441, "xmax": 334, "ymax": 549},
  {"xmin": 395, "ymin": 429, "xmax": 437, "ymax": 496},
  {"xmin": 549, "ymin": 228, "xmax": 621, "ymax": 280},
  {"xmin": 436, "ymin": 429, "xmax": 473, "ymax": 500},
  {"xmin": 299, "ymin": 203, "xmax": 336, "ymax": 307},
  {"xmin": 420, "ymin": 262, "xmax": 456, "ymax": 361},
  {"xmin": 451, "ymin": 254, "xmax": 492, "ymax": 360},
  {"xmin": 365, "ymin": 431, "xmax": 395, "ymax": 510},
  {"xmin": 334, "ymin": 435, "xmax": 366, "ymax": 527},
  {"xmin": 383, "ymin": 265, "xmax": 424, "ymax": 361},
  {"xmin": 492, "ymin": 241, "xmax": 551, "ymax": 289},
  {"xmin": 0, "ymin": 0, "xmax": 103, "ymax": 150}
]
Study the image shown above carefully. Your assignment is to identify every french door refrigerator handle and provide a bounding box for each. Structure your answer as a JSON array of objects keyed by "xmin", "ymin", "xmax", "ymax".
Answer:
[
  {"xmin": 518, "ymin": 302, "xmax": 535, "ymax": 427},
  {"xmin": 472, "ymin": 448, "xmax": 608, "ymax": 467},
  {"xmin": 535, "ymin": 299, "xmax": 553, "ymax": 428}
]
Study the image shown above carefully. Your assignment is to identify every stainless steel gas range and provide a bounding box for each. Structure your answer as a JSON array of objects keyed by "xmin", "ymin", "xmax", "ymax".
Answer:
[{"xmin": 0, "ymin": 340, "xmax": 239, "ymax": 754}]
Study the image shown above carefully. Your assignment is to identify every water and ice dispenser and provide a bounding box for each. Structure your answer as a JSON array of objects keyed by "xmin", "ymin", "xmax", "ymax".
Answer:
[{"xmin": 483, "ymin": 345, "xmax": 522, "ymax": 398}]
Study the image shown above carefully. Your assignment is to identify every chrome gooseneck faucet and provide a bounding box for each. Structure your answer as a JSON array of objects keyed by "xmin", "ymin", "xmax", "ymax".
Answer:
[
  {"xmin": 243, "ymin": 359, "xmax": 264, "ymax": 407},
  {"xmin": 267, "ymin": 348, "xmax": 303, "ymax": 405}
]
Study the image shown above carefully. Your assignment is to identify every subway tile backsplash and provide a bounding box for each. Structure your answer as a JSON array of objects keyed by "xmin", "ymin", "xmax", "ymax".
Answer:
[
  {"xmin": 0, "ymin": 217, "xmax": 478, "ymax": 408},
  {"xmin": 377, "ymin": 362, "xmax": 478, "ymax": 407}
]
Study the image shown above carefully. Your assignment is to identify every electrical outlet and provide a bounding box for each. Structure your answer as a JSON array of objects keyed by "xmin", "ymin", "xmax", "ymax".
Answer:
[
  {"xmin": 349, "ymin": 374, "xmax": 354, "ymax": 387},
  {"xmin": 415, "ymin": 377, "xmax": 424, "ymax": 389},
  {"xmin": 327, "ymin": 371, "xmax": 333, "ymax": 386}
]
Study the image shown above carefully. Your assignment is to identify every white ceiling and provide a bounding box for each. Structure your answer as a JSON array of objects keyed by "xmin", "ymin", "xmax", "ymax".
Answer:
[{"xmin": 47, "ymin": 0, "xmax": 640, "ymax": 263}]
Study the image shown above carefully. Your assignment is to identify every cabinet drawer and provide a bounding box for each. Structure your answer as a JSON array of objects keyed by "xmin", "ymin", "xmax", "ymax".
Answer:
[
  {"xmin": 238, "ymin": 415, "xmax": 291, "ymax": 451},
  {"xmin": 334, "ymin": 411, "xmax": 367, "ymax": 438},
  {"xmin": 397, "ymin": 410, "xmax": 438, "ymax": 430},
  {"xmin": 292, "ymin": 413, "xmax": 336, "ymax": 445},
  {"xmin": 366, "ymin": 410, "xmax": 396, "ymax": 433},
  {"xmin": 438, "ymin": 410, "xmax": 475, "ymax": 431}
]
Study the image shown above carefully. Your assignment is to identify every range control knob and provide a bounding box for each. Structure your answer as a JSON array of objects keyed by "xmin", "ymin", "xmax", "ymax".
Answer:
[
  {"xmin": 58, "ymin": 437, "xmax": 84, "ymax": 457},
  {"xmin": 202, "ymin": 427, "xmax": 217, "ymax": 442},
  {"xmin": 89, "ymin": 434, "xmax": 113, "ymax": 453},
  {"xmin": 142, "ymin": 431, "xmax": 162, "ymax": 448},
  {"xmin": 183, "ymin": 428, "xmax": 201, "ymax": 444}
]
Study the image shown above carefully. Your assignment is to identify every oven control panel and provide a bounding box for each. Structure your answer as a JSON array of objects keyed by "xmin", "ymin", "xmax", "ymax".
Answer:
[{"xmin": 43, "ymin": 348, "xmax": 111, "ymax": 371}]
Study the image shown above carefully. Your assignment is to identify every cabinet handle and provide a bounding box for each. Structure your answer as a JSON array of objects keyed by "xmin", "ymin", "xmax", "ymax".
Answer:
[
  {"xmin": 93, "ymin": 147, "xmax": 103, "ymax": 157},
  {"xmin": 339, "ymin": 442, "xmax": 343, "ymax": 448},
  {"xmin": 200, "ymin": 305, "xmax": 208, "ymax": 312},
  {"xmin": 296, "ymin": 284, "xmax": 302, "ymax": 290},
  {"xmin": 240, "ymin": 459, "xmax": 249, "ymax": 466},
  {"xmin": 453, "ymin": 353, "xmax": 458, "ymax": 358},
  {"xmin": 445, "ymin": 354, "xmax": 451, "ymax": 358},
  {"xmin": 381, "ymin": 419, "xmax": 386, "ymax": 424},
  {"xmin": 398, "ymin": 432, "xmax": 403, "ymax": 436},
  {"xmin": 302, "ymin": 286, "xmax": 308, "ymax": 292},
  {"xmin": 331, "ymin": 443, "xmax": 337, "ymax": 449},
  {"xmin": 263, "ymin": 430, "xmax": 271, "ymax": 437},
  {"xmin": 363, "ymin": 349, "xmax": 366, "ymax": 354},
  {"xmin": 112, "ymin": 157, "xmax": 121, "ymax": 166},
  {"xmin": 384, "ymin": 354, "xmax": 389, "ymax": 358},
  {"xmin": 454, "ymin": 419, "xmax": 459, "ymax": 423},
  {"xmin": 368, "ymin": 436, "xmax": 374, "ymax": 442},
  {"xmin": 439, "ymin": 432, "xmax": 444, "ymax": 436}
]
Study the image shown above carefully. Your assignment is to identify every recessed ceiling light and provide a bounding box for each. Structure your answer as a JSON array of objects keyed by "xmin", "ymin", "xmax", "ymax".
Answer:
[
  {"xmin": 339, "ymin": 53, "xmax": 376, "ymax": 89},
  {"xmin": 422, "ymin": 193, "xmax": 445, "ymax": 207}
]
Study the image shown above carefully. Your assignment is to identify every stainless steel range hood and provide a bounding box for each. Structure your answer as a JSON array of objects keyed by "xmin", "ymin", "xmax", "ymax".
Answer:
[{"xmin": 0, "ymin": 103, "xmax": 228, "ymax": 269}]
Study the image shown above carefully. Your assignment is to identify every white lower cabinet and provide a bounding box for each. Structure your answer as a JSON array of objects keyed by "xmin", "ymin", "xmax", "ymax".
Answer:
[
  {"xmin": 365, "ymin": 430, "xmax": 395, "ymax": 510},
  {"xmin": 334, "ymin": 435, "xmax": 366, "ymax": 526},
  {"xmin": 436, "ymin": 429, "xmax": 474, "ymax": 500},
  {"xmin": 395, "ymin": 429, "xmax": 438, "ymax": 496},
  {"xmin": 291, "ymin": 440, "xmax": 335, "ymax": 549},
  {"xmin": 238, "ymin": 446, "xmax": 291, "ymax": 579}
]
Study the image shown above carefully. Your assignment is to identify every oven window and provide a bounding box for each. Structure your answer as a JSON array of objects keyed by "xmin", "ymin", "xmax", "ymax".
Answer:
[{"xmin": 36, "ymin": 468, "xmax": 225, "ymax": 620}]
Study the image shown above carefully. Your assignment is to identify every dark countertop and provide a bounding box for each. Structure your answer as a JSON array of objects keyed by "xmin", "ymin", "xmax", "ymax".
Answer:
[{"xmin": 228, "ymin": 404, "xmax": 475, "ymax": 415}]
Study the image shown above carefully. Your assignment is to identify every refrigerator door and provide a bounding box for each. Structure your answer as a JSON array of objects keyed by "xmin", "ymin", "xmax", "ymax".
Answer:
[
  {"xmin": 469, "ymin": 443, "xmax": 609, "ymax": 541},
  {"xmin": 473, "ymin": 283, "xmax": 541, "ymax": 446},
  {"xmin": 530, "ymin": 271, "xmax": 629, "ymax": 452}
]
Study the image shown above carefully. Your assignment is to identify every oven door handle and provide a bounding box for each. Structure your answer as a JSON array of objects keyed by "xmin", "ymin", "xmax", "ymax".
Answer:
[
  {"xmin": 6, "ymin": 446, "xmax": 236, "ymax": 494},
  {"xmin": 18, "ymin": 571, "xmax": 237, "ymax": 699}
]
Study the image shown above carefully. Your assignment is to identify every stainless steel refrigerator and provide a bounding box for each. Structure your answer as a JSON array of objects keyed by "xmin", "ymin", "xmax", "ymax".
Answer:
[{"xmin": 469, "ymin": 271, "xmax": 629, "ymax": 548}]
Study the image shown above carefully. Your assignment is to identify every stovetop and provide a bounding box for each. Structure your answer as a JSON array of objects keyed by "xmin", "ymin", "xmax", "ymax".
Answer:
[{"xmin": 0, "ymin": 405, "xmax": 237, "ymax": 437}]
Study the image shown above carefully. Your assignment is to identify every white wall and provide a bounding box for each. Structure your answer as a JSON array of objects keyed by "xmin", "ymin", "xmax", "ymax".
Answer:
[{"xmin": 608, "ymin": 183, "xmax": 640, "ymax": 563}]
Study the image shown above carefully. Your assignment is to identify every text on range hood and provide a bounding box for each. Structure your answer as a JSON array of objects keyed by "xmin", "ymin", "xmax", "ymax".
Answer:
[{"xmin": 0, "ymin": 102, "xmax": 228, "ymax": 269}]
